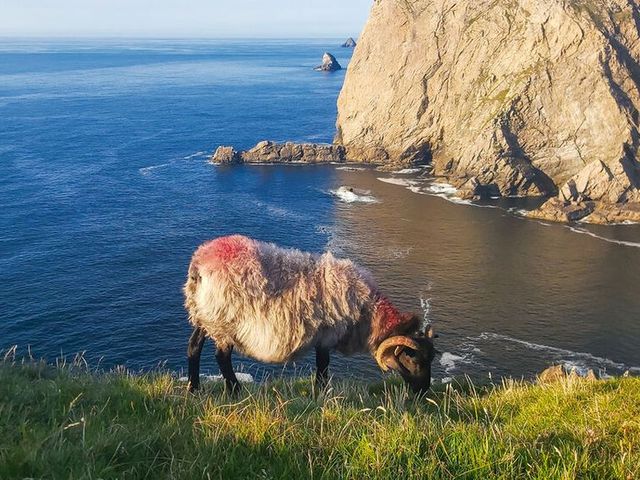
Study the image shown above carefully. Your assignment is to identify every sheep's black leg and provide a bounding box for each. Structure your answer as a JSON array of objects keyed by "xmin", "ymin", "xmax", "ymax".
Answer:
[
  {"xmin": 315, "ymin": 347, "xmax": 330, "ymax": 389},
  {"xmin": 215, "ymin": 344, "xmax": 240, "ymax": 394},
  {"xmin": 187, "ymin": 327, "xmax": 206, "ymax": 392}
]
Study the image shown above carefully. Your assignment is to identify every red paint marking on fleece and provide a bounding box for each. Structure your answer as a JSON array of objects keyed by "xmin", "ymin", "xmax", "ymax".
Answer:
[
  {"xmin": 375, "ymin": 296, "xmax": 403, "ymax": 336},
  {"xmin": 194, "ymin": 235, "xmax": 255, "ymax": 270}
]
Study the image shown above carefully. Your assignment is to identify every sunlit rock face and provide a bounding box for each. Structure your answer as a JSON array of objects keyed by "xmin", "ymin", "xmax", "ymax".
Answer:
[
  {"xmin": 336, "ymin": 0, "xmax": 640, "ymax": 223},
  {"xmin": 210, "ymin": 141, "xmax": 346, "ymax": 164}
]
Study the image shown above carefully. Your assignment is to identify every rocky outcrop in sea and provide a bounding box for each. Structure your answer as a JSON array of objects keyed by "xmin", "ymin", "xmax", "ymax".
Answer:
[
  {"xmin": 211, "ymin": 141, "xmax": 346, "ymax": 165},
  {"xmin": 335, "ymin": 0, "xmax": 640, "ymax": 224},
  {"xmin": 314, "ymin": 53, "xmax": 342, "ymax": 72},
  {"xmin": 341, "ymin": 37, "xmax": 357, "ymax": 48}
]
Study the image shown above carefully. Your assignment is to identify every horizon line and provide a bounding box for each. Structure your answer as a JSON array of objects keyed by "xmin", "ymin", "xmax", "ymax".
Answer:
[{"xmin": 0, "ymin": 34, "xmax": 359, "ymax": 41}]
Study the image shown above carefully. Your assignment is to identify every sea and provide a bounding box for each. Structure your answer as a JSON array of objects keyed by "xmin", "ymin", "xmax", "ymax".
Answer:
[{"xmin": 2, "ymin": 38, "xmax": 640, "ymax": 384}]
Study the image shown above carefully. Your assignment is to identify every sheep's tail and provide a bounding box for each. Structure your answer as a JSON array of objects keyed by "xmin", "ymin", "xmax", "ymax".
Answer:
[{"xmin": 183, "ymin": 261, "xmax": 201, "ymax": 327}]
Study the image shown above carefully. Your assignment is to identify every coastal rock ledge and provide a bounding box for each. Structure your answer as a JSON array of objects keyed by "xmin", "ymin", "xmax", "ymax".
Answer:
[
  {"xmin": 211, "ymin": 141, "xmax": 346, "ymax": 165},
  {"xmin": 335, "ymin": 0, "xmax": 640, "ymax": 224}
]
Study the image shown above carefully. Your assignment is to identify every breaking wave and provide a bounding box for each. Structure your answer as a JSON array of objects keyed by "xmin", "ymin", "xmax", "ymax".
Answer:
[
  {"xmin": 139, "ymin": 150, "xmax": 210, "ymax": 176},
  {"xmin": 377, "ymin": 177, "xmax": 418, "ymax": 187},
  {"xmin": 477, "ymin": 332, "xmax": 640, "ymax": 374},
  {"xmin": 329, "ymin": 186, "xmax": 378, "ymax": 203},
  {"xmin": 183, "ymin": 150, "xmax": 208, "ymax": 160},
  {"xmin": 253, "ymin": 200, "xmax": 305, "ymax": 220},
  {"xmin": 378, "ymin": 177, "xmax": 482, "ymax": 206},
  {"xmin": 335, "ymin": 166, "xmax": 367, "ymax": 172},
  {"xmin": 567, "ymin": 226, "xmax": 640, "ymax": 249},
  {"xmin": 139, "ymin": 163, "xmax": 171, "ymax": 175},
  {"xmin": 439, "ymin": 352, "xmax": 467, "ymax": 373}
]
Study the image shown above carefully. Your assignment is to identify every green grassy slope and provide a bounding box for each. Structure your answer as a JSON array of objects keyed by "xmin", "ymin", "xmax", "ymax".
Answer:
[{"xmin": 0, "ymin": 359, "xmax": 638, "ymax": 479}]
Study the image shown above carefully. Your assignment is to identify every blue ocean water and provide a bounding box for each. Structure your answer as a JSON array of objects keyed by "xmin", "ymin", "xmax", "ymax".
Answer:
[
  {"xmin": 2, "ymin": 39, "xmax": 640, "ymax": 382},
  {"xmin": 0, "ymin": 39, "xmax": 353, "ymax": 377}
]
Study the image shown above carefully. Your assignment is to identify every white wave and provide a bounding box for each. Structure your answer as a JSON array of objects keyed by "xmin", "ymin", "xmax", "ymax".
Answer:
[
  {"xmin": 509, "ymin": 208, "xmax": 529, "ymax": 217},
  {"xmin": 567, "ymin": 226, "xmax": 640, "ymax": 249},
  {"xmin": 178, "ymin": 372, "xmax": 254, "ymax": 384},
  {"xmin": 377, "ymin": 177, "xmax": 418, "ymax": 187},
  {"xmin": 378, "ymin": 177, "xmax": 483, "ymax": 207},
  {"xmin": 419, "ymin": 282, "xmax": 434, "ymax": 329},
  {"xmin": 315, "ymin": 224, "xmax": 334, "ymax": 235},
  {"xmin": 441, "ymin": 196, "xmax": 474, "ymax": 206},
  {"xmin": 586, "ymin": 220, "xmax": 640, "ymax": 226},
  {"xmin": 439, "ymin": 352, "xmax": 466, "ymax": 373},
  {"xmin": 139, "ymin": 163, "xmax": 171, "ymax": 175},
  {"xmin": 393, "ymin": 168, "xmax": 423, "ymax": 174},
  {"xmin": 428, "ymin": 182, "xmax": 458, "ymax": 195},
  {"xmin": 183, "ymin": 150, "xmax": 208, "ymax": 160},
  {"xmin": 478, "ymin": 332, "xmax": 640, "ymax": 373},
  {"xmin": 253, "ymin": 200, "xmax": 305, "ymax": 220},
  {"xmin": 382, "ymin": 246, "xmax": 413, "ymax": 260},
  {"xmin": 329, "ymin": 186, "xmax": 378, "ymax": 204},
  {"xmin": 336, "ymin": 166, "xmax": 367, "ymax": 172},
  {"xmin": 509, "ymin": 209, "xmax": 554, "ymax": 227},
  {"xmin": 440, "ymin": 377, "xmax": 453, "ymax": 384},
  {"xmin": 562, "ymin": 362, "xmax": 595, "ymax": 378}
]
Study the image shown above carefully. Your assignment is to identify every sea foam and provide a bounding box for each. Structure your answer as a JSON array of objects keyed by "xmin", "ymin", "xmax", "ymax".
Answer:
[
  {"xmin": 329, "ymin": 186, "xmax": 378, "ymax": 203},
  {"xmin": 178, "ymin": 372, "xmax": 254, "ymax": 384},
  {"xmin": 567, "ymin": 226, "xmax": 640, "ymax": 248},
  {"xmin": 478, "ymin": 332, "xmax": 640, "ymax": 374}
]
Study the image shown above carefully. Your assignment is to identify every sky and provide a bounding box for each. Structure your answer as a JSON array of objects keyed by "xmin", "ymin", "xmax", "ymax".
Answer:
[{"xmin": 0, "ymin": 0, "xmax": 373, "ymax": 38}]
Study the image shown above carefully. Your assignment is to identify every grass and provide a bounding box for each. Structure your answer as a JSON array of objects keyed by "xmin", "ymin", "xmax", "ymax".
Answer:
[{"xmin": 0, "ymin": 354, "xmax": 638, "ymax": 479}]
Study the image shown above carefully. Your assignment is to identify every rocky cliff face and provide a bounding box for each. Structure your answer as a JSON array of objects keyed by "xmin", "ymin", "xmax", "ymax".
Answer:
[{"xmin": 336, "ymin": 0, "xmax": 640, "ymax": 223}]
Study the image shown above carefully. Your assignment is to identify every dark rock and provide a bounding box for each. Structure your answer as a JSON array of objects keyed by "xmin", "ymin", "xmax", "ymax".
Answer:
[
  {"xmin": 314, "ymin": 52, "xmax": 342, "ymax": 72},
  {"xmin": 527, "ymin": 197, "xmax": 595, "ymax": 223},
  {"xmin": 341, "ymin": 37, "xmax": 357, "ymax": 48},
  {"xmin": 210, "ymin": 141, "xmax": 346, "ymax": 165}
]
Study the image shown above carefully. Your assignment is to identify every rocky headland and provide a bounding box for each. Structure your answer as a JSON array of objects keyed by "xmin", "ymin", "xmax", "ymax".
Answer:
[
  {"xmin": 211, "ymin": 0, "xmax": 640, "ymax": 224},
  {"xmin": 334, "ymin": 0, "xmax": 640, "ymax": 224}
]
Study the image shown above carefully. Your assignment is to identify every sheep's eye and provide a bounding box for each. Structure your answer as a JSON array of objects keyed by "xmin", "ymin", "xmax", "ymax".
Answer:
[{"xmin": 403, "ymin": 349, "xmax": 417, "ymax": 358}]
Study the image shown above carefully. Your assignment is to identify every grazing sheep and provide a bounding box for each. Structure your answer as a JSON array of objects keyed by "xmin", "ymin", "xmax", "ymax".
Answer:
[{"xmin": 184, "ymin": 235, "xmax": 437, "ymax": 393}]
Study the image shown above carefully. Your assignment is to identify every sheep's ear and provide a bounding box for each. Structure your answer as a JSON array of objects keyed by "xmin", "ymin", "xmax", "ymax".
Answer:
[{"xmin": 400, "ymin": 313, "xmax": 422, "ymax": 334}]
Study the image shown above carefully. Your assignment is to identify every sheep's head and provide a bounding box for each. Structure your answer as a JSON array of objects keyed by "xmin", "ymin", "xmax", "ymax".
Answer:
[{"xmin": 375, "ymin": 325, "xmax": 437, "ymax": 394}]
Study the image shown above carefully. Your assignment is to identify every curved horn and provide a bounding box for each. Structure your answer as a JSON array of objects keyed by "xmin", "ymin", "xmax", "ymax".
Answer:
[{"xmin": 375, "ymin": 336, "xmax": 420, "ymax": 371}]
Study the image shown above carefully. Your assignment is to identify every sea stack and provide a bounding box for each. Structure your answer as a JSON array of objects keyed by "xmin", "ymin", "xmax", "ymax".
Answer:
[
  {"xmin": 341, "ymin": 37, "xmax": 357, "ymax": 48},
  {"xmin": 335, "ymin": 0, "xmax": 640, "ymax": 224},
  {"xmin": 314, "ymin": 52, "xmax": 342, "ymax": 72}
]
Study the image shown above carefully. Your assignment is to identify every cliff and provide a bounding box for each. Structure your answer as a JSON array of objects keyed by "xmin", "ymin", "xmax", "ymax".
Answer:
[{"xmin": 336, "ymin": 0, "xmax": 640, "ymax": 223}]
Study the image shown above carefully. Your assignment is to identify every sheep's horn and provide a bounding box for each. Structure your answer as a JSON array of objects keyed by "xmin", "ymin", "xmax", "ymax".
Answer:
[{"xmin": 375, "ymin": 336, "xmax": 420, "ymax": 371}]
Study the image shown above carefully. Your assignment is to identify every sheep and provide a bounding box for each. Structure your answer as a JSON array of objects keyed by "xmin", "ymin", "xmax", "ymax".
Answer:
[{"xmin": 184, "ymin": 235, "xmax": 437, "ymax": 393}]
